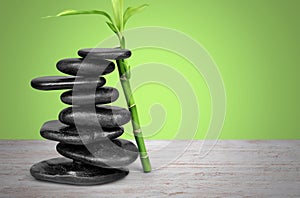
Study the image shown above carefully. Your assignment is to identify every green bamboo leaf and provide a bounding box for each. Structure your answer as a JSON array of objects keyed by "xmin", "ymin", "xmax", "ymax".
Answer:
[
  {"xmin": 125, "ymin": 60, "xmax": 131, "ymax": 79},
  {"xmin": 123, "ymin": 4, "xmax": 149, "ymax": 27},
  {"xmin": 111, "ymin": 0, "xmax": 124, "ymax": 31},
  {"xmin": 55, "ymin": 9, "xmax": 114, "ymax": 23},
  {"xmin": 106, "ymin": 21, "xmax": 119, "ymax": 34}
]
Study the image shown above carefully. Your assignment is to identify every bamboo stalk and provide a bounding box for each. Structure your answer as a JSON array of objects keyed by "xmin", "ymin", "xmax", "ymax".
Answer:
[{"xmin": 116, "ymin": 38, "xmax": 152, "ymax": 172}]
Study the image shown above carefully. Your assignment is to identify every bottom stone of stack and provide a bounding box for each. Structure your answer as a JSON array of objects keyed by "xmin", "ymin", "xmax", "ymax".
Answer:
[{"xmin": 30, "ymin": 158, "xmax": 129, "ymax": 186}]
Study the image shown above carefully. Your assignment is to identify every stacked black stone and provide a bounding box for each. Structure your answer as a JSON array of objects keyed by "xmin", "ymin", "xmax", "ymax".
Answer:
[{"xmin": 30, "ymin": 48, "xmax": 139, "ymax": 185}]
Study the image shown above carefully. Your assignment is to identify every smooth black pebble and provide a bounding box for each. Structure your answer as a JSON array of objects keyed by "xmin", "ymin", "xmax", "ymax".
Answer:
[
  {"xmin": 31, "ymin": 76, "xmax": 106, "ymax": 91},
  {"xmin": 56, "ymin": 139, "xmax": 139, "ymax": 168},
  {"xmin": 56, "ymin": 58, "xmax": 115, "ymax": 76},
  {"xmin": 61, "ymin": 87, "xmax": 119, "ymax": 105},
  {"xmin": 30, "ymin": 157, "xmax": 129, "ymax": 186},
  {"xmin": 78, "ymin": 48, "xmax": 131, "ymax": 60},
  {"xmin": 59, "ymin": 106, "xmax": 131, "ymax": 128},
  {"xmin": 40, "ymin": 120, "xmax": 124, "ymax": 145}
]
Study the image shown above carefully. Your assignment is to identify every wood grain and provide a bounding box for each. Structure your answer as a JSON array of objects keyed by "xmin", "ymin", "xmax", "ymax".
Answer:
[{"xmin": 0, "ymin": 140, "xmax": 299, "ymax": 197}]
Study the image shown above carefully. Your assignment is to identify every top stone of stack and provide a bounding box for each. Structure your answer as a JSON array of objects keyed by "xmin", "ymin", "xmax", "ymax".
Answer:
[{"xmin": 78, "ymin": 48, "xmax": 131, "ymax": 60}]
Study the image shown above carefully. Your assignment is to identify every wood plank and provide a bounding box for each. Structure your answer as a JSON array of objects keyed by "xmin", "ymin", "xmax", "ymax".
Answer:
[{"xmin": 0, "ymin": 140, "xmax": 299, "ymax": 197}]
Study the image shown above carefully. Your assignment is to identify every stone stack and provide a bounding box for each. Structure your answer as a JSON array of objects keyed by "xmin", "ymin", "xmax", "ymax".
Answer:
[{"xmin": 30, "ymin": 48, "xmax": 138, "ymax": 185}]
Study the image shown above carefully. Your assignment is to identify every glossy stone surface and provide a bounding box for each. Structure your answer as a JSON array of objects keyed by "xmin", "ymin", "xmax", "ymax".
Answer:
[
  {"xmin": 60, "ymin": 87, "xmax": 119, "ymax": 105},
  {"xmin": 56, "ymin": 139, "xmax": 139, "ymax": 168},
  {"xmin": 31, "ymin": 76, "xmax": 106, "ymax": 91},
  {"xmin": 30, "ymin": 158, "xmax": 129, "ymax": 186},
  {"xmin": 56, "ymin": 58, "xmax": 115, "ymax": 76},
  {"xmin": 59, "ymin": 106, "xmax": 131, "ymax": 128},
  {"xmin": 40, "ymin": 120, "xmax": 124, "ymax": 145},
  {"xmin": 78, "ymin": 48, "xmax": 131, "ymax": 60}
]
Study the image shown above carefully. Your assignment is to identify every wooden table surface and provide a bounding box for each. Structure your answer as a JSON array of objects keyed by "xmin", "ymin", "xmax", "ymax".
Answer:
[{"xmin": 0, "ymin": 140, "xmax": 299, "ymax": 197}]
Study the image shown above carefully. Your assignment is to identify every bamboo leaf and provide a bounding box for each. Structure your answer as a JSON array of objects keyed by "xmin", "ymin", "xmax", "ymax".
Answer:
[
  {"xmin": 125, "ymin": 60, "xmax": 131, "ymax": 79},
  {"xmin": 106, "ymin": 21, "xmax": 119, "ymax": 33},
  {"xmin": 111, "ymin": 0, "xmax": 124, "ymax": 31},
  {"xmin": 123, "ymin": 4, "xmax": 149, "ymax": 27},
  {"xmin": 55, "ymin": 9, "xmax": 114, "ymax": 23}
]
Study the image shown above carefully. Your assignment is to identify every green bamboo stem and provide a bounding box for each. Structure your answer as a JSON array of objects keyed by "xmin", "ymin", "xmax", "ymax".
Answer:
[{"xmin": 116, "ymin": 36, "xmax": 152, "ymax": 172}]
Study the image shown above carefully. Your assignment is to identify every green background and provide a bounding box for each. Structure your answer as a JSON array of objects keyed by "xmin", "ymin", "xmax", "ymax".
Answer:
[{"xmin": 0, "ymin": 0, "xmax": 299, "ymax": 140}]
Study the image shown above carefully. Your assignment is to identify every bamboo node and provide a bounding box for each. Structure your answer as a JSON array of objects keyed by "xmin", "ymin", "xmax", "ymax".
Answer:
[
  {"xmin": 140, "ymin": 154, "xmax": 149, "ymax": 159},
  {"xmin": 129, "ymin": 104, "xmax": 136, "ymax": 109},
  {"xmin": 134, "ymin": 129, "xmax": 142, "ymax": 133},
  {"xmin": 120, "ymin": 75, "xmax": 127, "ymax": 81}
]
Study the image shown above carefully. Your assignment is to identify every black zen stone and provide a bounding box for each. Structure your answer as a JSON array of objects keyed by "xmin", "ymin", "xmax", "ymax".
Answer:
[
  {"xmin": 30, "ymin": 158, "xmax": 129, "ymax": 186},
  {"xmin": 56, "ymin": 58, "xmax": 115, "ymax": 76},
  {"xmin": 56, "ymin": 139, "xmax": 139, "ymax": 168},
  {"xmin": 78, "ymin": 48, "xmax": 131, "ymax": 60},
  {"xmin": 40, "ymin": 120, "xmax": 124, "ymax": 145},
  {"xmin": 61, "ymin": 87, "xmax": 119, "ymax": 105},
  {"xmin": 31, "ymin": 76, "xmax": 106, "ymax": 91},
  {"xmin": 59, "ymin": 106, "xmax": 131, "ymax": 128}
]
